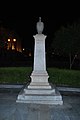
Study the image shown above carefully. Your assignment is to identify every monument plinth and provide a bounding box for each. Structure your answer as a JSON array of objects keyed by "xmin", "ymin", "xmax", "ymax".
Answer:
[
  {"xmin": 16, "ymin": 17, "xmax": 63, "ymax": 105},
  {"xmin": 28, "ymin": 34, "xmax": 51, "ymax": 89}
]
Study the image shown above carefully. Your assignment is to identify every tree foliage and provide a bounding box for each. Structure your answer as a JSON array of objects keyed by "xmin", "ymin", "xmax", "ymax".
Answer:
[
  {"xmin": 0, "ymin": 27, "xmax": 8, "ymax": 48},
  {"xmin": 51, "ymin": 22, "xmax": 80, "ymax": 69}
]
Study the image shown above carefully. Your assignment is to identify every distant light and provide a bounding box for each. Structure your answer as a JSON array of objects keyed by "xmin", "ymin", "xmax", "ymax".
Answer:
[
  {"xmin": 8, "ymin": 39, "xmax": 10, "ymax": 42},
  {"xmin": 29, "ymin": 52, "xmax": 31, "ymax": 56},
  {"xmin": 13, "ymin": 39, "xmax": 16, "ymax": 42},
  {"xmin": 23, "ymin": 48, "xmax": 25, "ymax": 51}
]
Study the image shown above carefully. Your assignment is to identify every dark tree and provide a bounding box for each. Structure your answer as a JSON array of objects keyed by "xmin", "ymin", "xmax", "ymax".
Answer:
[
  {"xmin": 0, "ymin": 27, "xmax": 8, "ymax": 48},
  {"xmin": 51, "ymin": 23, "xmax": 80, "ymax": 69}
]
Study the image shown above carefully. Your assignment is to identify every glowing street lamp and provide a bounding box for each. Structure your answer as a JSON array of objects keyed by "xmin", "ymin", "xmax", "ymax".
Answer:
[
  {"xmin": 8, "ymin": 39, "xmax": 10, "ymax": 42},
  {"xmin": 13, "ymin": 39, "xmax": 16, "ymax": 42}
]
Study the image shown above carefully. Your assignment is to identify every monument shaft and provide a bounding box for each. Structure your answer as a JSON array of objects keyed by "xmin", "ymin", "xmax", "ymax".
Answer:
[{"xmin": 33, "ymin": 34, "xmax": 46, "ymax": 72}]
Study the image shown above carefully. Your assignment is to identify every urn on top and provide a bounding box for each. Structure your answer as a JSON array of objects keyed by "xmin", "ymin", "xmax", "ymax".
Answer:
[{"xmin": 36, "ymin": 17, "xmax": 44, "ymax": 34}]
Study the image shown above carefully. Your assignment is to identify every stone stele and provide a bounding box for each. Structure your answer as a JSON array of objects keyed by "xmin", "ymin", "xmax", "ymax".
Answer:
[{"xmin": 16, "ymin": 17, "xmax": 63, "ymax": 105}]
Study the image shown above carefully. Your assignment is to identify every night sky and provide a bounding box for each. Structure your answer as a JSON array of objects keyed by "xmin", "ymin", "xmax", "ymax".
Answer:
[{"xmin": 0, "ymin": 2, "xmax": 80, "ymax": 50}]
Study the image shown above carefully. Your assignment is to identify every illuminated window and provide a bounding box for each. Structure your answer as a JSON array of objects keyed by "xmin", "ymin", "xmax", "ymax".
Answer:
[{"xmin": 12, "ymin": 44, "xmax": 15, "ymax": 50}]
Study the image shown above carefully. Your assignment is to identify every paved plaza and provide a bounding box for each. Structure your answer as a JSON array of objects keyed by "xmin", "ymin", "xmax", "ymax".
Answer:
[{"xmin": 0, "ymin": 87, "xmax": 80, "ymax": 120}]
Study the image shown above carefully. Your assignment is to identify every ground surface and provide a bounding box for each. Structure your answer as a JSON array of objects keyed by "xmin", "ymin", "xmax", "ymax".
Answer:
[{"xmin": 0, "ymin": 88, "xmax": 80, "ymax": 120}]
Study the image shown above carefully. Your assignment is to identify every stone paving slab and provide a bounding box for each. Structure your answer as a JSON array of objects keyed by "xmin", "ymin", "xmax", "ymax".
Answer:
[{"xmin": 0, "ymin": 89, "xmax": 80, "ymax": 120}]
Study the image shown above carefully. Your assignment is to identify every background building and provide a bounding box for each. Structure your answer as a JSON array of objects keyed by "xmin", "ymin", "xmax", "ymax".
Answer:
[
  {"xmin": 0, "ymin": 25, "xmax": 22, "ymax": 52},
  {"xmin": 7, "ymin": 37, "xmax": 22, "ymax": 52}
]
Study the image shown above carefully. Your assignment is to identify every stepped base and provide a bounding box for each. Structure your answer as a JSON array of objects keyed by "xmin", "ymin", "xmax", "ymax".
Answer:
[
  {"xmin": 16, "ymin": 85, "xmax": 63, "ymax": 105},
  {"xmin": 28, "ymin": 82, "xmax": 51, "ymax": 89}
]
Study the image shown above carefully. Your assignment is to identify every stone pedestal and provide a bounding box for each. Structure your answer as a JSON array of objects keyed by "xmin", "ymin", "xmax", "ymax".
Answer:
[
  {"xmin": 28, "ymin": 34, "xmax": 51, "ymax": 89},
  {"xmin": 16, "ymin": 33, "xmax": 63, "ymax": 105}
]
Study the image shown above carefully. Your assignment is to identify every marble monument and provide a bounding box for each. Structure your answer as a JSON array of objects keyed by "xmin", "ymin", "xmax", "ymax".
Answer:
[{"xmin": 16, "ymin": 17, "xmax": 63, "ymax": 105}]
